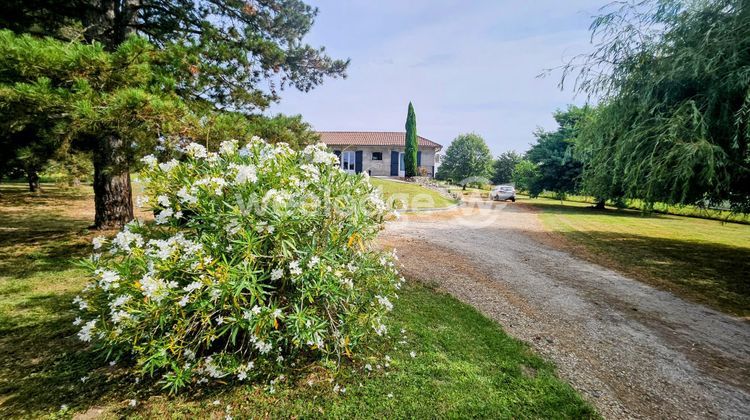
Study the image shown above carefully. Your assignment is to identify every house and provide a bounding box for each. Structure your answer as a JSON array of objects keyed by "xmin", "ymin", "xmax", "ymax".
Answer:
[{"xmin": 317, "ymin": 131, "xmax": 442, "ymax": 177}]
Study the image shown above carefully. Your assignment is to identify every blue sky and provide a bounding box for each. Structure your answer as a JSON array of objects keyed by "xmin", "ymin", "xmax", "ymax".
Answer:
[{"xmin": 270, "ymin": 0, "xmax": 604, "ymax": 155}]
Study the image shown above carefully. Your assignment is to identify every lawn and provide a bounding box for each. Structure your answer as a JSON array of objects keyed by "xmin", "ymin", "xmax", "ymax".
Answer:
[
  {"xmin": 0, "ymin": 183, "xmax": 594, "ymax": 418},
  {"xmin": 521, "ymin": 196, "xmax": 750, "ymax": 317},
  {"xmin": 370, "ymin": 178, "xmax": 457, "ymax": 210}
]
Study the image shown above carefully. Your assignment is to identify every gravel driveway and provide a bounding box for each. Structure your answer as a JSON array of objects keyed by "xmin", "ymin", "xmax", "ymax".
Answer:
[{"xmin": 379, "ymin": 199, "xmax": 750, "ymax": 419}]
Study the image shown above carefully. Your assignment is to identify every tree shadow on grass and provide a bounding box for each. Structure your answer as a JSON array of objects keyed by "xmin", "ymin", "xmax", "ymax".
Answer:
[
  {"xmin": 0, "ymin": 290, "xmax": 113, "ymax": 417},
  {"xmin": 521, "ymin": 200, "xmax": 667, "ymax": 219},
  {"xmin": 553, "ymin": 229, "xmax": 750, "ymax": 316}
]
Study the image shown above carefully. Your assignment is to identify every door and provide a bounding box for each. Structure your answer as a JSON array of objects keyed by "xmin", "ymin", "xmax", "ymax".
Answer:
[
  {"xmin": 398, "ymin": 152, "xmax": 405, "ymax": 177},
  {"xmin": 390, "ymin": 151, "xmax": 399, "ymax": 176},
  {"xmin": 341, "ymin": 151, "xmax": 356, "ymax": 174}
]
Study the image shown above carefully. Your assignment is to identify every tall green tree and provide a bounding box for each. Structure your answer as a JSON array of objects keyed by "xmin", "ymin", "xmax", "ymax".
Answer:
[
  {"xmin": 404, "ymin": 102, "xmax": 418, "ymax": 177},
  {"xmin": 435, "ymin": 133, "xmax": 493, "ymax": 185},
  {"xmin": 0, "ymin": 31, "xmax": 197, "ymax": 226},
  {"xmin": 512, "ymin": 159, "xmax": 539, "ymax": 193},
  {"xmin": 1, "ymin": 0, "xmax": 348, "ymax": 228},
  {"xmin": 562, "ymin": 0, "xmax": 750, "ymax": 212},
  {"xmin": 522, "ymin": 106, "xmax": 588, "ymax": 198},
  {"xmin": 491, "ymin": 150, "xmax": 521, "ymax": 184}
]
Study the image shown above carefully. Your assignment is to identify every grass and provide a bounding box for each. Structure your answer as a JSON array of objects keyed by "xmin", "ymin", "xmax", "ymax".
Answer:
[
  {"xmin": 534, "ymin": 191, "xmax": 750, "ymax": 224},
  {"xmin": 520, "ymin": 195, "xmax": 750, "ymax": 318},
  {"xmin": 0, "ymin": 182, "xmax": 595, "ymax": 418},
  {"xmin": 370, "ymin": 178, "xmax": 457, "ymax": 210}
]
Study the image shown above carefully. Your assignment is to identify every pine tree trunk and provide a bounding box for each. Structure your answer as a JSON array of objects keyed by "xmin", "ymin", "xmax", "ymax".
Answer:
[
  {"xmin": 27, "ymin": 169, "xmax": 40, "ymax": 193},
  {"xmin": 92, "ymin": 135, "xmax": 133, "ymax": 229},
  {"xmin": 594, "ymin": 199, "xmax": 606, "ymax": 209}
]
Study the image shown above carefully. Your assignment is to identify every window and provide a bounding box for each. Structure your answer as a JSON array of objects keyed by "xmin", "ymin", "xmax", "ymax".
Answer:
[
  {"xmin": 341, "ymin": 151, "xmax": 355, "ymax": 173},
  {"xmin": 372, "ymin": 152, "xmax": 382, "ymax": 161}
]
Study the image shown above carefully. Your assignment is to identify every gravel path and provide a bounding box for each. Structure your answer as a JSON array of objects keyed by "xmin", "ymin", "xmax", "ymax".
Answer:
[{"xmin": 379, "ymin": 199, "xmax": 750, "ymax": 419}]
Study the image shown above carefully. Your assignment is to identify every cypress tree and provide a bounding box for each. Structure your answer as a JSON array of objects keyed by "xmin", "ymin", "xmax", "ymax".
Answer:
[{"xmin": 404, "ymin": 102, "xmax": 418, "ymax": 177}]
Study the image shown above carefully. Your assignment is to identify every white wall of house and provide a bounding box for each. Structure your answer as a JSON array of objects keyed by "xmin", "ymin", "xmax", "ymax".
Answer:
[{"xmin": 330, "ymin": 145, "xmax": 438, "ymax": 176}]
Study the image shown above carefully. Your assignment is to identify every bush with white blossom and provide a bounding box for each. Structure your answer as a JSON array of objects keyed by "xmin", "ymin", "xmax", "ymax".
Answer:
[{"xmin": 74, "ymin": 138, "xmax": 402, "ymax": 391}]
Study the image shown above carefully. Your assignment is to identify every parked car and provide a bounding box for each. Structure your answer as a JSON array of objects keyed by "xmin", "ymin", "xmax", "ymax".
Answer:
[{"xmin": 490, "ymin": 185, "xmax": 516, "ymax": 202}]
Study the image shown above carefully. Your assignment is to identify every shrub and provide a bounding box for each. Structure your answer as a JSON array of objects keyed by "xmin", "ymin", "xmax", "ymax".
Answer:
[{"xmin": 74, "ymin": 138, "xmax": 402, "ymax": 391}]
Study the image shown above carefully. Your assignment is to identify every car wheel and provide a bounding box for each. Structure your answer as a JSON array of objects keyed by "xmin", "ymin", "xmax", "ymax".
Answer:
[{"xmin": 511, "ymin": 197, "xmax": 515, "ymax": 202}]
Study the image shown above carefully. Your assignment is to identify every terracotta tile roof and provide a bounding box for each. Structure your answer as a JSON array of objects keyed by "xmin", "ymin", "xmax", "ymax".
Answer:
[{"xmin": 317, "ymin": 131, "xmax": 442, "ymax": 150}]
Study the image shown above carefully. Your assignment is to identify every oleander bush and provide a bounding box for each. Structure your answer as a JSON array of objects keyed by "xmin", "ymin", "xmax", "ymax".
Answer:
[{"xmin": 73, "ymin": 138, "xmax": 402, "ymax": 391}]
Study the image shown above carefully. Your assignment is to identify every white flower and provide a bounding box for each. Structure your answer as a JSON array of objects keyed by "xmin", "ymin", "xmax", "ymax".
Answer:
[
  {"xmin": 78, "ymin": 319, "xmax": 96, "ymax": 342},
  {"xmin": 373, "ymin": 320, "xmax": 387, "ymax": 336},
  {"xmin": 270, "ymin": 268, "xmax": 283, "ymax": 281},
  {"xmin": 158, "ymin": 159, "xmax": 179, "ymax": 172},
  {"xmin": 230, "ymin": 163, "xmax": 258, "ymax": 184},
  {"xmin": 376, "ymin": 295, "xmax": 394, "ymax": 311},
  {"xmin": 111, "ymin": 309, "xmax": 131, "ymax": 324},
  {"xmin": 388, "ymin": 393, "xmax": 394, "ymax": 399},
  {"xmin": 308, "ymin": 256, "xmax": 320, "ymax": 268},
  {"xmin": 272, "ymin": 308, "xmax": 282, "ymax": 318},
  {"xmin": 225, "ymin": 220, "xmax": 242, "ymax": 236},
  {"xmin": 129, "ymin": 399, "xmax": 137, "ymax": 407},
  {"xmin": 254, "ymin": 340, "xmax": 272, "ymax": 354},
  {"xmin": 183, "ymin": 281, "xmax": 203, "ymax": 293},
  {"xmin": 80, "ymin": 376, "xmax": 89, "ymax": 383},
  {"xmin": 154, "ymin": 208, "xmax": 174, "ymax": 224},
  {"xmin": 219, "ymin": 139, "xmax": 238, "ymax": 156},
  {"xmin": 251, "ymin": 305, "xmax": 262, "ymax": 315},
  {"xmin": 177, "ymin": 295, "xmax": 190, "ymax": 307},
  {"xmin": 92, "ymin": 236, "xmax": 106, "ymax": 250},
  {"xmin": 364, "ymin": 364, "xmax": 372, "ymax": 371},
  {"xmin": 139, "ymin": 273, "xmax": 170, "ymax": 303},
  {"xmin": 176, "ymin": 187, "xmax": 197, "ymax": 205},
  {"xmin": 289, "ymin": 260, "xmax": 302, "ymax": 276},
  {"xmin": 184, "ymin": 349, "xmax": 196, "ymax": 361},
  {"xmin": 73, "ymin": 295, "xmax": 88, "ymax": 310},
  {"xmin": 340, "ymin": 278, "xmax": 353, "ymax": 289},
  {"xmin": 99, "ymin": 270, "xmax": 120, "ymax": 291},
  {"xmin": 73, "ymin": 317, "xmax": 82, "ymax": 326},
  {"xmin": 184, "ymin": 142, "xmax": 208, "ymax": 158},
  {"xmin": 216, "ymin": 316, "xmax": 224, "ymax": 325},
  {"xmin": 110, "ymin": 294, "xmax": 131, "ymax": 309},
  {"xmin": 112, "ymin": 227, "xmax": 144, "ymax": 253},
  {"xmin": 410, "ymin": 351, "xmax": 417, "ymax": 358},
  {"xmin": 157, "ymin": 194, "xmax": 170, "ymax": 207},
  {"xmin": 140, "ymin": 155, "xmax": 158, "ymax": 167}
]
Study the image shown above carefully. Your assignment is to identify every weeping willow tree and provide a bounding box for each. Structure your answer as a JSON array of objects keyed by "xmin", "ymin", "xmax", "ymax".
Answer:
[{"xmin": 563, "ymin": 0, "xmax": 750, "ymax": 212}]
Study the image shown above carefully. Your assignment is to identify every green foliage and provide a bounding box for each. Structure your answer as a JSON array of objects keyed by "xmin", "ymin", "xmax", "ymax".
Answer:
[
  {"xmin": 564, "ymin": 0, "xmax": 750, "ymax": 212},
  {"xmin": 0, "ymin": 30, "xmax": 194, "ymax": 174},
  {"xmin": 404, "ymin": 102, "xmax": 418, "ymax": 177},
  {"xmin": 246, "ymin": 114, "xmax": 320, "ymax": 149},
  {"xmin": 435, "ymin": 133, "xmax": 493, "ymax": 184},
  {"xmin": 512, "ymin": 160, "xmax": 539, "ymax": 193},
  {"xmin": 0, "ymin": 0, "xmax": 349, "ymax": 112},
  {"xmin": 74, "ymin": 140, "xmax": 401, "ymax": 391},
  {"xmin": 491, "ymin": 150, "xmax": 522, "ymax": 184},
  {"xmin": 522, "ymin": 106, "xmax": 587, "ymax": 197}
]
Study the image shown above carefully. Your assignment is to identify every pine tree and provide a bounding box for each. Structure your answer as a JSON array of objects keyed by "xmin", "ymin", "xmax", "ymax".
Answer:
[
  {"xmin": 0, "ymin": 1, "xmax": 348, "ymax": 228},
  {"xmin": 404, "ymin": 102, "xmax": 418, "ymax": 177}
]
